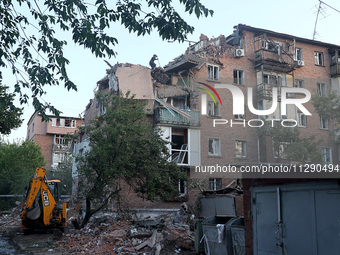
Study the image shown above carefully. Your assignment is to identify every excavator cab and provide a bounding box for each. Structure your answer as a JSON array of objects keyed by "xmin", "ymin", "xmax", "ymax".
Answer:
[{"xmin": 48, "ymin": 180, "xmax": 61, "ymax": 203}]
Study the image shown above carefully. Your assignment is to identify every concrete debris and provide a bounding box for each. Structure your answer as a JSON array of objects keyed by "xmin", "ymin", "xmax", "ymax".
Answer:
[{"xmin": 57, "ymin": 207, "xmax": 195, "ymax": 254}]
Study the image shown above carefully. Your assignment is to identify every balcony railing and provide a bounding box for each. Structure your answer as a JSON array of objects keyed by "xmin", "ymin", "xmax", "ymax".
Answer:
[
  {"xmin": 254, "ymin": 49, "xmax": 295, "ymax": 73},
  {"xmin": 154, "ymin": 107, "xmax": 200, "ymax": 126}
]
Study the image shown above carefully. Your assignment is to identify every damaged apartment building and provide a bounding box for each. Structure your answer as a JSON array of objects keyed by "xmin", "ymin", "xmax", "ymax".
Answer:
[
  {"xmin": 72, "ymin": 24, "xmax": 340, "ymax": 252},
  {"xmin": 164, "ymin": 24, "xmax": 340, "ymax": 255},
  {"xmin": 72, "ymin": 62, "xmax": 201, "ymax": 210}
]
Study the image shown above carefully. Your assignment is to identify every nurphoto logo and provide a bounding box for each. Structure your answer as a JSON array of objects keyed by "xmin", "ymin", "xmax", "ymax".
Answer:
[{"xmin": 200, "ymin": 84, "xmax": 311, "ymax": 128}]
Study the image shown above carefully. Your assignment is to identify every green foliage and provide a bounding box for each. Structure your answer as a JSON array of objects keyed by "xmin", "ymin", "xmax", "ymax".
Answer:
[
  {"xmin": 0, "ymin": 139, "xmax": 45, "ymax": 210},
  {"xmin": 1, "ymin": 0, "xmax": 213, "ymax": 120},
  {"xmin": 0, "ymin": 85, "xmax": 23, "ymax": 135},
  {"xmin": 76, "ymin": 92, "xmax": 187, "ymax": 222},
  {"xmin": 261, "ymin": 122, "xmax": 322, "ymax": 163}
]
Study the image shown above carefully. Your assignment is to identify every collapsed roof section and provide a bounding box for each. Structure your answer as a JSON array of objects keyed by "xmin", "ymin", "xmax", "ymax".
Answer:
[
  {"xmin": 163, "ymin": 54, "xmax": 202, "ymax": 73},
  {"xmin": 96, "ymin": 63, "xmax": 154, "ymax": 100}
]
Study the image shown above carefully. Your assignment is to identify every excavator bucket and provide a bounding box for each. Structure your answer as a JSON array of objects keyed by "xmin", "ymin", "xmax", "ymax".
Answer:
[{"xmin": 26, "ymin": 200, "xmax": 41, "ymax": 220}]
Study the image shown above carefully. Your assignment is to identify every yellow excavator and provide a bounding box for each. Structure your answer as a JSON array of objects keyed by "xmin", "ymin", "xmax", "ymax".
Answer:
[{"xmin": 20, "ymin": 167, "xmax": 67, "ymax": 234}]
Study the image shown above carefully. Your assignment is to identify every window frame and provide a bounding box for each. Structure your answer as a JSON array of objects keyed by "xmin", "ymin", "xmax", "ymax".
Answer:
[
  {"xmin": 207, "ymin": 64, "xmax": 220, "ymax": 81},
  {"xmin": 294, "ymin": 79, "xmax": 305, "ymax": 88},
  {"xmin": 294, "ymin": 48, "xmax": 303, "ymax": 61},
  {"xmin": 209, "ymin": 178, "xmax": 222, "ymax": 191},
  {"xmin": 317, "ymin": 83, "xmax": 327, "ymax": 96},
  {"xmin": 208, "ymin": 138, "xmax": 221, "ymax": 157},
  {"xmin": 235, "ymin": 140, "xmax": 247, "ymax": 158},
  {"xmin": 233, "ymin": 69, "xmax": 245, "ymax": 85},
  {"xmin": 208, "ymin": 101, "xmax": 221, "ymax": 117},
  {"xmin": 322, "ymin": 148, "xmax": 332, "ymax": 163},
  {"xmin": 320, "ymin": 116, "xmax": 329, "ymax": 129},
  {"xmin": 314, "ymin": 51, "xmax": 324, "ymax": 66},
  {"xmin": 298, "ymin": 112, "xmax": 307, "ymax": 127}
]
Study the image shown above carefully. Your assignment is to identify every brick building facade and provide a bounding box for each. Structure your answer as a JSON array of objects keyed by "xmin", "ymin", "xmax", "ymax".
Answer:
[
  {"xmin": 70, "ymin": 24, "xmax": 340, "ymax": 252},
  {"xmin": 27, "ymin": 111, "xmax": 83, "ymax": 170}
]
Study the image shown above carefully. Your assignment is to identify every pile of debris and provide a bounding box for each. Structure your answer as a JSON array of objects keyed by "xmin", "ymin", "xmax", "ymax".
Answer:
[{"xmin": 58, "ymin": 209, "xmax": 195, "ymax": 254}]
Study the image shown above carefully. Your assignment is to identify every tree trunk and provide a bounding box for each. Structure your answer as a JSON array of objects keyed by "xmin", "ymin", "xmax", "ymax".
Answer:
[{"xmin": 80, "ymin": 197, "xmax": 93, "ymax": 228}]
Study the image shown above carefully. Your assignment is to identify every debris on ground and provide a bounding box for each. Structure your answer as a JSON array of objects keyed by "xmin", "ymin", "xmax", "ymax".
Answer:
[
  {"xmin": 1, "ymin": 202, "xmax": 196, "ymax": 254},
  {"xmin": 58, "ymin": 205, "xmax": 195, "ymax": 254}
]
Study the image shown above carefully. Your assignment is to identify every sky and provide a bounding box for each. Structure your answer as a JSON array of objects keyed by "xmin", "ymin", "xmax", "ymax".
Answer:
[{"xmin": 3, "ymin": 0, "xmax": 340, "ymax": 142}]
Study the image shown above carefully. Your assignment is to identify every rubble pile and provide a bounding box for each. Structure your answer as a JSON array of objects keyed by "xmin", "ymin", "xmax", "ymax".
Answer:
[{"xmin": 58, "ymin": 212, "xmax": 195, "ymax": 254}]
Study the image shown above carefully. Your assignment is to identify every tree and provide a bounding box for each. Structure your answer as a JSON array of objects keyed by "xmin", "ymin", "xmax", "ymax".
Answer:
[
  {"xmin": 76, "ymin": 92, "xmax": 187, "ymax": 227},
  {"xmin": 1, "ymin": 0, "xmax": 213, "ymax": 120},
  {"xmin": 260, "ymin": 121, "xmax": 322, "ymax": 163},
  {"xmin": 0, "ymin": 139, "xmax": 45, "ymax": 210},
  {"xmin": 312, "ymin": 90, "xmax": 340, "ymax": 141},
  {"xmin": 0, "ymin": 85, "xmax": 23, "ymax": 135}
]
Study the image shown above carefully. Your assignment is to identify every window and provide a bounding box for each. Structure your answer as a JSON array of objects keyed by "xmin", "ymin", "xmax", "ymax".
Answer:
[
  {"xmin": 317, "ymin": 83, "xmax": 327, "ymax": 96},
  {"xmin": 294, "ymin": 79, "xmax": 305, "ymax": 88},
  {"xmin": 320, "ymin": 116, "xmax": 329, "ymax": 129},
  {"xmin": 54, "ymin": 135, "xmax": 70, "ymax": 150},
  {"xmin": 56, "ymin": 118, "xmax": 61, "ymax": 126},
  {"xmin": 314, "ymin": 52, "xmax": 324, "ymax": 66},
  {"xmin": 263, "ymin": 74, "xmax": 279, "ymax": 85},
  {"xmin": 209, "ymin": 178, "xmax": 222, "ymax": 191},
  {"xmin": 52, "ymin": 152, "xmax": 70, "ymax": 167},
  {"xmin": 234, "ymin": 114, "xmax": 245, "ymax": 120},
  {"xmin": 295, "ymin": 48, "xmax": 303, "ymax": 60},
  {"xmin": 273, "ymin": 142, "xmax": 288, "ymax": 159},
  {"xmin": 65, "ymin": 119, "xmax": 76, "ymax": 128},
  {"xmin": 178, "ymin": 179, "xmax": 187, "ymax": 196},
  {"xmin": 233, "ymin": 69, "xmax": 244, "ymax": 85},
  {"xmin": 235, "ymin": 140, "xmax": 247, "ymax": 158},
  {"xmin": 322, "ymin": 148, "xmax": 332, "ymax": 163},
  {"xmin": 209, "ymin": 138, "xmax": 221, "ymax": 156},
  {"xmin": 208, "ymin": 65, "xmax": 219, "ymax": 81},
  {"xmin": 208, "ymin": 101, "xmax": 220, "ymax": 117},
  {"xmin": 298, "ymin": 112, "xmax": 307, "ymax": 127}
]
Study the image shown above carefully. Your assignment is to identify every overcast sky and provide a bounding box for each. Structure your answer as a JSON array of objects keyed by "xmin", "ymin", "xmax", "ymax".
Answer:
[{"xmin": 3, "ymin": 0, "xmax": 340, "ymax": 142}]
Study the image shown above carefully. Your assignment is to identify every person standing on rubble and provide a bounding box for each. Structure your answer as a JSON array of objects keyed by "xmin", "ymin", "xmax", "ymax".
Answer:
[{"xmin": 149, "ymin": 54, "xmax": 158, "ymax": 70}]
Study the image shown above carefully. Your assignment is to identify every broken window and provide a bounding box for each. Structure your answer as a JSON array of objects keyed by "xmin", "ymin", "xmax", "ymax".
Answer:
[
  {"xmin": 235, "ymin": 140, "xmax": 247, "ymax": 158},
  {"xmin": 209, "ymin": 178, "xmax": 222, "ymax": 191},
  {"xmin": 320, "ymin": 116, "xmax": 329, "ymax": 129},
  {"xmin": 171, "ymin": 128, "xmax": 188, "ymax": 165},
  {"xmin": 172, "ymin": 97, "xmax": 186, "ymax": 110},
  {"xmin": 294, "ymin": 48, "xmax": 303, "ymax": 60},
  {"xmin": 317, "ymin": 83, "xmax": 327, "ymax": 96},
  {"xmin": 208, "ymin": 101, "xmax": 220, "ymax": 117},
  {"xmin": 322, "ymin": 148, "xmax": 332, "ymax": 163},
  {"xmin": 208, "ymin": 65, "xmax": 219, "ymax": 81},
  {"xmin": 233, "ymin": 69, "xmax": 245, "ymax": 85},
  {"xmin": 65, "ymin": 119, "xmax": 76, "ymax": 128},
  {"xmin": 208, "ymin": 138, "xmax": 220, "ymax": 156},
  {"xmin": 54, "ymin": 135, "xmax": 70, "ymax": 150},
  {"xmin": 314, "ymin": 52, "xmax": 324, "ymax": 66}
]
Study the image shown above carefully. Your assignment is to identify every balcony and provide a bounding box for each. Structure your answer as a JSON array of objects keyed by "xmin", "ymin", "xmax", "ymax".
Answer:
[
  {"xmin": 331, "ymin": 63, "xmax": 340, "ymax": 77},
  {"xmin": 154, "ymin": 107, "xmax": 200, "ymax": 126},
  {"xmin": 254, "ymin": 49, "xmax": 295, "ymax": 73},
  {"xmin": 257, "ymin": 84, "xmax": 295, "ymax": 101}
]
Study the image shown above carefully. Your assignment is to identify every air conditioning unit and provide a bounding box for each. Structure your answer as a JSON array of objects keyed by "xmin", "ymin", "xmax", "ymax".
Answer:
[
  {"xmin": 234, "ymin": 49, "xmax": 245, "ymax": 57},
  {"xmin": 296, "ymin": 60, "xmax": 305, "ymax": 67}
]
